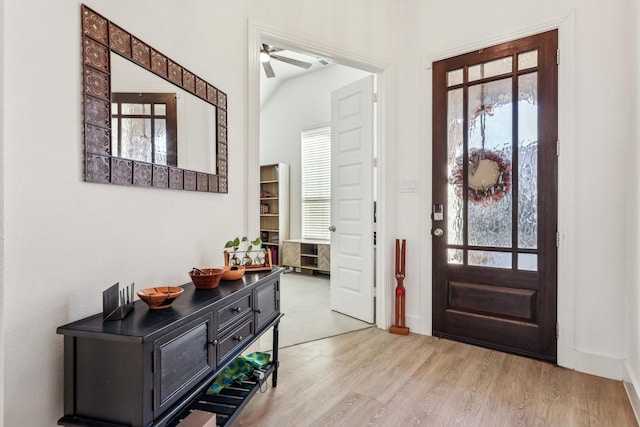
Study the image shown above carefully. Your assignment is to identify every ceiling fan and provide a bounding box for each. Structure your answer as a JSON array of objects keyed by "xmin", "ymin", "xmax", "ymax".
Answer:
[{"xmin": 260, "ymin": 44, "xmax": 313, "ymax": 78}]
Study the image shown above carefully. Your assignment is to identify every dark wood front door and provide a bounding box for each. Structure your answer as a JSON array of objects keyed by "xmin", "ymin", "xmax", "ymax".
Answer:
[{"xmin": 432, "ymin": 30, "xmax": 558, "ymax": 362}]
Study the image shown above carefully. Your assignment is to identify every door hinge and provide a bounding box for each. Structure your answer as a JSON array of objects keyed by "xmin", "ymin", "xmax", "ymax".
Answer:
[
  {"xmin": 556, "ymin": 140, "xmax": 560, "ymax": 157},
  {"xmin": 372, "ymin": 157, "xmax": 378, "ymax": 167},
  {"xmin": 372, "ymin": 92, "xmax": 379, "ymax": 103},
  {"xmin": 556, "ymin": 322, "xmax": 559, "ymax": 339},
  {"xmin": 556, "ymin": 232, "xmax": 560, "ymax": 248},
  {"xmin": 556, "ymin": 48, "xmax": 560, "ymax": 65}
]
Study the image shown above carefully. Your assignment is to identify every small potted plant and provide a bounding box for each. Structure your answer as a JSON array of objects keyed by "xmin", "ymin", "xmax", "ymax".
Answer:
[
  {"xmin": 225, "ymin": 236, "xmax": 263, "ymax": 267},
  {"xmin": 224, "ymin": 237, "xmax": 246, "ymax": 266},
  {"xmin": 242, "ymin": 237, "xmax": 263, "ymax": 266}
]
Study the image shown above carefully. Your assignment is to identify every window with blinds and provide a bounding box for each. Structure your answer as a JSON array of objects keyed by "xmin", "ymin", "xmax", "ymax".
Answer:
[{"xmin": 301, "ymin": 126, "xmax": 331, "ymax": 240}]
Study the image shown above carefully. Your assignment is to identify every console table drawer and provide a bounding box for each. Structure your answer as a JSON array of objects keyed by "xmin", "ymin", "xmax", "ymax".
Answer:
[
  {"xmin": 216, "ymin": 292, "xmax": 252, "ymax": 332},
  {"xmin": 217, "ymin": 317, "xmax": 254, "ymax": 365}
]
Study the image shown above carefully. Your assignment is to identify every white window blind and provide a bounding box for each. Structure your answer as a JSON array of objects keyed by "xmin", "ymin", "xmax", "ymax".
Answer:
[{"xmin": 301, "ymin": 126, "xmax": 331, "ymax": 240}]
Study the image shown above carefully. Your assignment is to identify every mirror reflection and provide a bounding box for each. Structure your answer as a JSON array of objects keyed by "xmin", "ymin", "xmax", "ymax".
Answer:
[
  {"xmin": 111, "ymin": 54, "xmax": 217, "ymax": 173},
  {"xmin": 81, "ymin": 4, "xmax": 227, "ymax": 192}
]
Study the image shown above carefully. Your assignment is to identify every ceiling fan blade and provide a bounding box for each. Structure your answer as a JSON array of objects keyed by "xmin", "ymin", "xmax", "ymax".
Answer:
[
  {"xmin": 262, "ymin": 60, "xmax": 276, "ymax": 78},
  {"xmin": 270, "ymin": 54, "xmax": 312, "ymax": 69},
  {"xmin": 262, "ymin": 43, "xmax": 283, "ymax": 54}
]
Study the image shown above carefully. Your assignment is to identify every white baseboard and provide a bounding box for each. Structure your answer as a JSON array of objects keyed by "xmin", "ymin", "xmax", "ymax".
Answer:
[
  {"xmin": 571, "ymin": 348, "xmax": 624, "ymax": 380},
  {"xmin": 623, "ymin": 360, "xmax": 640, "ymax": 425},
  {"xmin": 403, "ymin": 314, "xmax": 421, "ymax": 334}
]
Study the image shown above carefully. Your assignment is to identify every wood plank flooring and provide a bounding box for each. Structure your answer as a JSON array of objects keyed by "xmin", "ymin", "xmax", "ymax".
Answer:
[{"xmin": 235, "ymin": 327, "xmax": 637, "ymax": 427}]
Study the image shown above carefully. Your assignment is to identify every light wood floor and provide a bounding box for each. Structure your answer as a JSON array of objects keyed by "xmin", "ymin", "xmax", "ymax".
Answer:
[{"xmin": 235, "ymin": 327, "xmax": 637, "ymax": 427}]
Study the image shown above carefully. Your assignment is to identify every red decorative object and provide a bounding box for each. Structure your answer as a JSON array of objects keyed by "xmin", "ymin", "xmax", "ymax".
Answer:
[
  {"xmin": 390, "ymin": 239, "xmax": 410, "ymax": 335},
  {"xmin": 449, "ymin": 148, "xmax": 512, "ymax": 206}
]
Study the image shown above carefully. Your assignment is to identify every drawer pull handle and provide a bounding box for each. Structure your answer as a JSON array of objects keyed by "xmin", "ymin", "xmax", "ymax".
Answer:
[
  {"xmin": 254, "ymin": 309, "xmax": 262, "ymax": 314},
  {"xmin": 234, "ymin": 335, "xmax": 243, "ymax": 342},
  {"xmin": 209, "ymin": 339, "xmax": 218, "ymax": 346},
  {"xmin": 233, "ymin": 307, "xmax": 242, "ymax": 313}
]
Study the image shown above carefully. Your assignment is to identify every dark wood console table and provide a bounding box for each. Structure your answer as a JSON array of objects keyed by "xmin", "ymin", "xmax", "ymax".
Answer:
[{"xmin": 57, "ymin": 268, "xmax": 283, "ymax": 427}]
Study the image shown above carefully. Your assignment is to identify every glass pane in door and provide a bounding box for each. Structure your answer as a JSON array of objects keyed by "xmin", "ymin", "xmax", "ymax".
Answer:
[
  {"xmin": 447, "ymin": 88, "xmax": 464, "ymax": 246},
  {"xmin": 468, "ymin": 250, "xmax": 511, "ymax": 268},
  {"xmin": 518, "ymin": 72, "xmax": 538, "ymax": 250},
  {"xmin": 447, "ymin": 69, "xmax": 463, "ymax": 86},
  {"xmin": 468, "ymin": 56, "xmax": 513, "ymax": 81},
  {"xmin": 467, "ymin": 78, "xmax": 513, "ymax": 248},
  {"xmin": 518, "ymin": 50, "xmax": 538, "ymax": 70}
]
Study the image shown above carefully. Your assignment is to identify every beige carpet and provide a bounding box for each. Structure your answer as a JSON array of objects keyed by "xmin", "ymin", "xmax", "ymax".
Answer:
[{"xmin": 251, "ymin": 272, "xmax": 373, "ymax": 351}]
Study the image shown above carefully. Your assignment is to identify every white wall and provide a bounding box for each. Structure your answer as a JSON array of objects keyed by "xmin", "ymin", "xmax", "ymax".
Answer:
[
  {"xmin": 625, "ymin": 0, "xmax": 640, "ymax": 417},
  {"xmin": 0, "ymin": 0, "xmax": 5, "ymax": 423},
  {"xmin": 260, "ymin": 65, "xmax": 371, "ymax": 239},
  {"xmin": 1, "ymin": 0, "xmax": 396, "ymax": 425}
]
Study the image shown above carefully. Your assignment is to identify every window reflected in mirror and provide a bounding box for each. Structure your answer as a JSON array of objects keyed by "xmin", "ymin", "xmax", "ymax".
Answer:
[{"xmin": 112, "ymin": 93, "xmax": 177, "ymax": 165}]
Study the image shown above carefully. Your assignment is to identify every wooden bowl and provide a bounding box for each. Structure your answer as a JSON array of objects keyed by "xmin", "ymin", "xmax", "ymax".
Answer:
[
  {"xmin": 189, "ymin": 268, "xmax": 224, "ymax": 289},
  {"xmin": 222, "ymin": 265, "xmax": 245, "ymax": 281},
  {"xmin": 137, "ymin": 286, "xmax": 184, "ymax": 309}
]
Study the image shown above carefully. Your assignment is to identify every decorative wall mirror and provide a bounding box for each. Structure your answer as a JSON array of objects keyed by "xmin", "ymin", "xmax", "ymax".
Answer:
[{"xmin": 81, "ymin": 4, "xmax": 228, "ymax": 192}]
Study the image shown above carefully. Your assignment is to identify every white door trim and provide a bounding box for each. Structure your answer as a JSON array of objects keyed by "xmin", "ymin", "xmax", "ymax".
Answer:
[
  {"xmin": 247, "ymin": 19, "xmax": 392, "ymax": 329},
  {"xmin": 422, "ymin": 11, "xmax": 578, "ymax": 370}
]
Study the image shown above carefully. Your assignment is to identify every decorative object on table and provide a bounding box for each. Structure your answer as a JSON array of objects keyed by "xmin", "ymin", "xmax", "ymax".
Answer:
[
  {"xmin": 206, "ymin": 352, "xmax": 271, "ymax": 396},
  {"xmin": 189, "ymin": 267, "xmax": 224, "ymax": 289},
  {"xmin": 221, "ymin": 265, "xmax": 246, "ymax": 281},
  {"xmin": 136, "ymin": 286, "xmax": 184, "ymax": 309},
  {"xmin": 224, "ymin": 236, "xmax": 272, "ymax": 270},
  {"xmin": 449, "ymin": 102, "xmax": 512, "ymax": 206},
  {"xmin": 102, "ymin": 282, "xmax": 135, "ymax": 321},
  {"xmin": 390, "ymin": 239, "xmax": 410, "ymax": 335},
  {"xmin": 224, "ymin": 247, "xmax": 273, "ymax": 272},
  {"xmin": 225, "ymin": 236, "xmax": 263, "ymax": 266}
]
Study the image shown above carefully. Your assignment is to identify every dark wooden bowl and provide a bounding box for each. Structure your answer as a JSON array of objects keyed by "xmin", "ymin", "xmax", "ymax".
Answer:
[{"xmin": 189, "ymin": 268, "xmax": 224, "ymax": 289}]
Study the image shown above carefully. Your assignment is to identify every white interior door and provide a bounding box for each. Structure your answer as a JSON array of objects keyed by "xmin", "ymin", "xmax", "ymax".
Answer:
[{"xmin": 330, "ymin": 75, "xmax": 375, "ymax": 323}]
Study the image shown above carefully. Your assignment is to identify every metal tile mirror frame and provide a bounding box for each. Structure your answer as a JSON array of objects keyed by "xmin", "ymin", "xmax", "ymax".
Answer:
[{"xmin": 81, "ymin": 4, "xmax": 228, "ymax": 193}]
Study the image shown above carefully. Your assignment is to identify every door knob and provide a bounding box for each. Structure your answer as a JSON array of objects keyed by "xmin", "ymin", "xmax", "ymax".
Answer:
[
  {"xmin": 432, "ymin": 228, "xmax": 444, "ymax": 237},
  {"xmin": 329, "ymin": 226, "xmax": 336, "ymax": 232}
]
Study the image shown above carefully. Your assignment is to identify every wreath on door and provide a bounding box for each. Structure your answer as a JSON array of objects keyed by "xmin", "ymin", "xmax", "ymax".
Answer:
[
  {"xmin": 449, "ymin": 147, "xmax": 511, "ymax": 205},
  {"xmin": 449, "ymin": 104, "xmax": 512, "ymax": 206}
]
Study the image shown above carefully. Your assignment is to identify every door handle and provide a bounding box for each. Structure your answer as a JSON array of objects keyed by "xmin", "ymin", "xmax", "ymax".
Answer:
[
  {"xmin": 329, "ymin": 226, "xmax": 336, "ymax": 232},
  {"xmin": 432, "ymin": 228, "xmax": 444, "ymax": 237}
]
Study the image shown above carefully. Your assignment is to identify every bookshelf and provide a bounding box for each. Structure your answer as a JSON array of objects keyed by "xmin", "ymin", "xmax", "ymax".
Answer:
[{"xmin": 260, "ymin": 163, "xmax": 290, "ymax": 265}]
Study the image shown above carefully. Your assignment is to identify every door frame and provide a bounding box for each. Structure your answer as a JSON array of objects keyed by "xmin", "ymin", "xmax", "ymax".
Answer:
[
  {"xmin": 247, "ymin": 19, "xmax": 391, "ymax": 330},
  {"xmin": 424, "ymin": 12, "xmax": 578, "ymax": 370}
]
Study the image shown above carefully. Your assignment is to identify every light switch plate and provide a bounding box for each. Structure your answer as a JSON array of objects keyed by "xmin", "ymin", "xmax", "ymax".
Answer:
[{"xmin": 399, "ymin": 179, "xmax": 418, "ymax": 193}]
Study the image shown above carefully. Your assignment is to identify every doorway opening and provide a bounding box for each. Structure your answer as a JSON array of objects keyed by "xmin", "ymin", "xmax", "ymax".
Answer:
[{"xmin": 257, "ymin": 40, "xmax": 379, "ymax": 346}]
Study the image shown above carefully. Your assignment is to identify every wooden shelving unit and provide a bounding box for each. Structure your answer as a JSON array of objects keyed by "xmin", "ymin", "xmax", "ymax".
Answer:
[
  {"xmin": 282, "ymin": 239, "xmax": 330, "ymax": 274},
  {"xmin": 260, "ymin": 164, "xmax": 290, "ymax": 265}
]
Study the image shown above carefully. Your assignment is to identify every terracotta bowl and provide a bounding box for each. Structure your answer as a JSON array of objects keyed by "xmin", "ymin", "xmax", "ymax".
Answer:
[
  {"xmin": 222, "ymin": 265, "xmax": 246, "ymax": 281},
  {"xmin": 189, "ymin": 268, "xmax": 224, "ymax": 289},
  {"xmin": 137, "ymin": 286, "xmax": 184, "ymax": 309}
]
